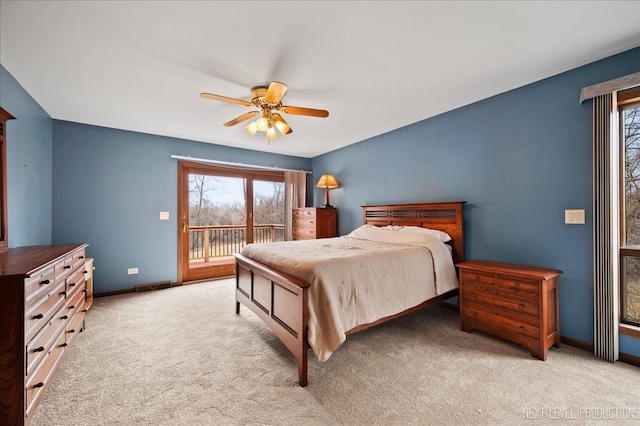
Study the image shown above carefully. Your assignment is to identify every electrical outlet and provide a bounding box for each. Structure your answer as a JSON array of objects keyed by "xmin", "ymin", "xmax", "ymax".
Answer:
[
  {"xmin": 127, "ymin": 267, "xmax": 139, "ymax": 275},
  {"xmin": 159, "ymin": 211, "xmax": 169, "ymax": 220}
]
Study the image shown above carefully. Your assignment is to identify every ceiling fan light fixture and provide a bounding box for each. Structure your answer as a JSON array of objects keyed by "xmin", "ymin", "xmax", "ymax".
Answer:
[
  {"xmin": 266, "ymin": 126, "xmax": 277, "ymax": 141},
  {"xmin": 256, "ymin": 116, "xmax": 269, "ymax": 132},
  {"xmin": 245, "ymin": 121, "xmax": 258, "ymax": 136},
  {"xmin": 272, "ymin": 113, "xmax": 290, "ymax": 135}
]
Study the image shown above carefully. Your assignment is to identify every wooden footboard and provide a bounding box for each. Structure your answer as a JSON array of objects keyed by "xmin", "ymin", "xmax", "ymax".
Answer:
[{"xmin": 234, "ymin": 253, "xmax": 311, "ymax": 386}]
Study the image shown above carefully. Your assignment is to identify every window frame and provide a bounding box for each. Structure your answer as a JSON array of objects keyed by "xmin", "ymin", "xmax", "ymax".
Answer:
[
  {"xmin": 0, "ymin": 107, "xmax": 15, "ymax": 253},
  {"xmin": 618, "ymin": 87, "xmax": 640, "ymax": 327}
]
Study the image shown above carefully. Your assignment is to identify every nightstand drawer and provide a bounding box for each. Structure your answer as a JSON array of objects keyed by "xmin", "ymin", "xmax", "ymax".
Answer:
[
  {"xmin": 462, "ymin": 282, "xmax": 539, "ymax": 317},
  {"xmin": 462, "ymin": 302, "xmax": 539, "ymax": 339},
  {"xmin": 497, "ymin": 276, "xmax": 539, "ymax": 296},
  {"xmin": 460, "ymin": 270, "xmax": 495, "ymax": 287}
]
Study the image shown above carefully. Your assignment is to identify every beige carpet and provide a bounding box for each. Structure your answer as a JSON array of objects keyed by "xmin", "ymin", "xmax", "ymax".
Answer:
[{"xmin": 32, "ymin": 279, "xmax": 640, "ymax": 425}]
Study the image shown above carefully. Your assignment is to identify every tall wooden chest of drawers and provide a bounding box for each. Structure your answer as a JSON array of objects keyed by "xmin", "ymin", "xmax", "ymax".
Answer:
[
  {"xmin": 292, "ymin": 207, "xmax": 337, "ymax": 240},
  {"xmin": 457, "ymin": 260, "xmax": 562, "ymax": 360},
  {"xmin": 0, "ymin": 244, "xmax": 88, "ymax": 425}
]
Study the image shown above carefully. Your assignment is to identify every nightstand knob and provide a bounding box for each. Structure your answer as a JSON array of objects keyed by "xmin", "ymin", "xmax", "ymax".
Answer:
[
  {"xmin": 519, "ymin": 303, "xmax": 525, "ymax": 309},
  {"xmin": 514, "ymin": 283, "xmax": 520, "ymax": 288}
]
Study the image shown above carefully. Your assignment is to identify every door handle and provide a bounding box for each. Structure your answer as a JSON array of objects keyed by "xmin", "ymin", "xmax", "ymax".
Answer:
[{"xmin": 183, "ymin": 222, "xmax": 188, "ymax": 233}]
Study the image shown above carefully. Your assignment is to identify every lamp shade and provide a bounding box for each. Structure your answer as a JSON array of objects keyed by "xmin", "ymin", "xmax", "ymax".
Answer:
[{"xmin": 316, "ymin": 174, "xmax": 339, "ymax": 189}]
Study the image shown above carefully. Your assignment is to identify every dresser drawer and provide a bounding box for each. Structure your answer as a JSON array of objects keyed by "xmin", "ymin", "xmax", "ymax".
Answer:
[
  {"xmin": 462, "ymin": 282, "xmax": 539, "ymax": 318},
  {"xmin": 65, "ymin": 286, "xmax": 85, "ymax": 318},
  {"xmin": 292, "ymin": 208, "xmax": 315, "ymax": 218},
  {"xmin": 25, "ymin": 265, "xmax": 56, "ymax": 309},
  {"xmin": 496, "ymin": 275, "xmax": 539, "ymax": 297},
  {"xmin": 26, "ymin": 330, "xmax": 66, "ymax": 418},
  {"xmin": 462, "ymin": 302, "xmax": 540, "ymax": 339},
  {"xmin": 25, "ymin": 282, "xmax": 67, "ymax": 341},
  {"xmin": 66, "ymin": 267, "xmax": 85, "ymax": 297},
  {"xmin": 460, "ymin": 270, "xmax": 495, "ymax": 287},
  {"xmin": 26, "ymin": 307, "xmax": 66, "ymax": 376},
  {"xmin": 66, "ymin": 309, "xmax": 85, "ymax": 347},
  {"xmin": 293, "ymin": 227, "xmax": 316, "ymax": 239}
]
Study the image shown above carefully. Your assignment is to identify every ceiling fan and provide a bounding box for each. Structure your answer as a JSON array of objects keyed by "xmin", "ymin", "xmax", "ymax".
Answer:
[{"xmin": 200, "ymin": 81, "xmax": 329, "ymax": 142}]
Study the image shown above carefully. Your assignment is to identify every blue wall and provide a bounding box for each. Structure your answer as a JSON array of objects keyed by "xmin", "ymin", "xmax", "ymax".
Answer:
[
  {"xmin": 311, "ymin": 47, "xmax": 640, "ymax": 356},
  {"xmin": 0, "ymin": 65, "xmax": 53, "ymax": 246},
  {"xmin": 52, "ymin": 121, "xmax": 311, "ymax": 293}
]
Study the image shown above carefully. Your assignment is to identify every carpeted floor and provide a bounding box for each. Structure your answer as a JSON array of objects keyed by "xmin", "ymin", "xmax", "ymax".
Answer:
[{"xmin": 32, "ymin": 279, "xmax": 640, "ymax": 425}]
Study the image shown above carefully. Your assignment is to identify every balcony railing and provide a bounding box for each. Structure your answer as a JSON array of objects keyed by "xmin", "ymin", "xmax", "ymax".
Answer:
[{"xmin": 189, "ymin": 224, "xmax": 284, "ymax": 263}]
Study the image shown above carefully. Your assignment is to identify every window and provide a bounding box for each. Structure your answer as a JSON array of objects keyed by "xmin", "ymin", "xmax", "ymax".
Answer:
[{"xmin": 619, "ymin": 88, "xmax": 640, "ymax": 326}]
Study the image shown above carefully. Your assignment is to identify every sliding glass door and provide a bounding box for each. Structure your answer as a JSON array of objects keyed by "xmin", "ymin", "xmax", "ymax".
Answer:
[{"xmin": 178, "ymin": 162, "xmax": 284, "ymax": 283}]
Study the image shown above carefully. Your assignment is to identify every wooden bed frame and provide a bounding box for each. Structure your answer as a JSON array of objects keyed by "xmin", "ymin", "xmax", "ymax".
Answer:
[{"xmin": 234, "ymin": 201, "xmax": 465, "ymax": 386}]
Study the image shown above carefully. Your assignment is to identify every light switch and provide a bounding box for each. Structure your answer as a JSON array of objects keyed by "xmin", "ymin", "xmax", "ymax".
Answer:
[
  {"xmin": 160, "ymin": 211, "xmax": 169, "ymax": 220},
  {"xmin": 565, "ymin": 209, "xmax": 585, "ymax": 224}
]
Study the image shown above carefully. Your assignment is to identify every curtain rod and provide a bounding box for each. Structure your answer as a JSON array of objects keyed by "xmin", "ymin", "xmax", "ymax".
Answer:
[{"xmin": 170, "ymin": 155, "xmax": 312, "ymax": 174}]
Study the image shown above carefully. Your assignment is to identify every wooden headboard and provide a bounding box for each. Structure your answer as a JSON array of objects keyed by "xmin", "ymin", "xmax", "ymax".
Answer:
[{"xmin": 362, "ymin": 201, "xmax": 466, "ymax": 263}]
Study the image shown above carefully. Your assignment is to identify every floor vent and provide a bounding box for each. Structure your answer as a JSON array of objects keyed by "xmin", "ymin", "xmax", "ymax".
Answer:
[{"xmin": 135, "ymin": 281, "xmax": 173, "ymax": 293}]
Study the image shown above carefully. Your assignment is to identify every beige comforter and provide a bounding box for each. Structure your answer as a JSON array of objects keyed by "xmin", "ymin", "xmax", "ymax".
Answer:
[{"xmin": 240, "ymin": 225, "xmax": 458, "ymax": 362}]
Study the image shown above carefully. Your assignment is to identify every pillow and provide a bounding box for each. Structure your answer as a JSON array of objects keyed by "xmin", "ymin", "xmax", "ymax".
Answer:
[{"xmin": 385, "ymin": 225, "xmax": 452, "ymax": 242}]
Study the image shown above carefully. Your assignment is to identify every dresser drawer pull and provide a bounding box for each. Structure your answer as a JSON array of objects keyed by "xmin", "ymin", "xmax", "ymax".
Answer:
[
  {"xmin": 519, "ymin": 303, "xmax": 525, "ymax": 309},
  {"xmin": 33, "ymin": 346, "xmax": 45, "ymax": 353},
  {"xmin": 60, "ymin": 343, "xmax": 68, "ymax": 348},
  {"xmin": 40, "ymin": 279, "xmax": 51, "ymax": 285},
  {"xmin": 83, "ymin": 270, "xmax": 88, "ymax": 274},
  {"xmin": 64, "ymin": 265, "xmax": 72, "ymax": 270},
  {"xmin": 68, "ymin": 305, "xmax": 75, "ymax": 310},
  {"xmin": 519, "ymin": 326, "xmax": 525, "ymax": 331},
  {"xmin": 514, "ymin": 283, "xmax": 520, "ymax": 289},
  {"xmin": 471, "ymin": 293, "xmax": 477, "ymax": 298},
  {"xmin": 32, "ymin": 313, "xmax": 44, "ymax": 319},
  {"xmin": 68, "ymin": 329, "xmax": 76, "ymax": 333},
  {"xmin": 69, "ymin": 282, "xmax": 76, "ymax": 287},
  {"xmin": 61, "ymin": 315, "xmax": 68, "ymax": 320},
  {"xmin": 79, "ymin": 255, "xmax": 85, "ymax": 259},
  {"xmin": 33, "ymin": 382, "xmax": 44, "ymax": 389},
  {"xmin": 60, "ymin": 291, "xmax": 67, "ymax": 296}
]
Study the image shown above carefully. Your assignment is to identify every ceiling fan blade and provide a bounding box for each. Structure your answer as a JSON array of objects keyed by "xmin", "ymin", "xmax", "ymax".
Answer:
[
  {"xmin": 265, "ymin": 81, "xmax": 288, "ymax": 103},
  {"xmin": 281, "ymin": 105, "xmax": 329, "ymax": 118},
  {"xmin": 271, "ymin": 113, "xmax": 293, "ymax": 135},
  {"xmin": 223, "ymin": 110, "xmax": 259, "ymax": 127},
  {"xmin": 200, "ymin": 92, "xmax": 252, "ymax": 107}
]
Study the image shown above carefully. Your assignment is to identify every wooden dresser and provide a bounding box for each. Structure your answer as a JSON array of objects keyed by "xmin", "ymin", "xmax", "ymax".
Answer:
[
  {"xmin": 457, "ymin": 260, "xmax": 562, "ymax": 360},
  {"xmin": 0, "ymin": 244, "xmax": 88, "ymax": 425},
  {"xmin": 292, "ymin": 207, "xmax": 337, "ymax": 240}
]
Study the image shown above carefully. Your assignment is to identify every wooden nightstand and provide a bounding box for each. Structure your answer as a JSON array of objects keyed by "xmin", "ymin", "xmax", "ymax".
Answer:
[
  {"xmin": 457, "ymin": 260, "xmax": 562, "ymax": 360},
  {"xmin": 292, "ymin": 207, "xmax": 337, "ymax": 240}
]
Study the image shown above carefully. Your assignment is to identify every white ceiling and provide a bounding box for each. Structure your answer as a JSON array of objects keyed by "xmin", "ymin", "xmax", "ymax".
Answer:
[{"xmin": 1, "ymin": 1, "xmax": 639, "ymax": 158}]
